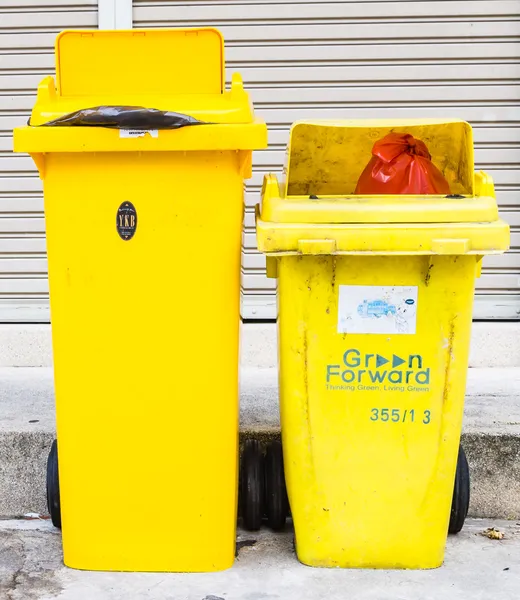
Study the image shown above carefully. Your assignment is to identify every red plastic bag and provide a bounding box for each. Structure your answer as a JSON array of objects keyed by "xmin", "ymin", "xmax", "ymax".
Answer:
[{"xmin": 355, "ymin": 133, "xmax": 450, "ymax": 195}]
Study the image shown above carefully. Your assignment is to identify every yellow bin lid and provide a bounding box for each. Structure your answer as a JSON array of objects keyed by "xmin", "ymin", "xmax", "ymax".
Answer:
[
  {"xmin": 257, "ymin": 120, "xmax": 509, "ymax": 256},
  {"xmin": 14, "ymin": 28, "xmax": 267, "ymax": 154}
]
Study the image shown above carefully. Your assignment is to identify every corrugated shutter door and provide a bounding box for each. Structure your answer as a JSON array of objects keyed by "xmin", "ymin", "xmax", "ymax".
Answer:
[
  {"xmin": 0, "ymin": 1, "xmax": 97, "ymax": 322},
  {"xmin": 134, "ymin": 0, "xmax": 520, "ymax": 320}
]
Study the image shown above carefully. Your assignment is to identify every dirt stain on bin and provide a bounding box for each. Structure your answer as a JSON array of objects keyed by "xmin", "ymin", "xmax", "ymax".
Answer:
[
  {"xmin": 424, "ymin": 262, "xmax": 434, "ymax": 286},
  {"xmin": 443, "ymin": 317, "xmax": 457, "ymax": 407}
]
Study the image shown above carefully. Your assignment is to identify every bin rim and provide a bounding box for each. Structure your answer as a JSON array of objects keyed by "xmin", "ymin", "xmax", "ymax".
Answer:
[
  {"xmin": 13, "ymin": 121, "xmax": 267, "ymax": 153},
  {"xmin": 256, "ymin": 206, "xmax": 510, "ymax": 257},
  {"xmin": 259, "ymin": 172, "xmax": 501, "ymax": 225},
  {"xmin": 288, "ymin": 118, "xmax": 472, "ymax": 127}
]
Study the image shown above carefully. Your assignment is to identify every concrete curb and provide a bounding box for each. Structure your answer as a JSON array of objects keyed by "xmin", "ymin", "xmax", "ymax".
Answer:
[
  {"xmin": 239, "ymin": 430, "xmax": 520, "ymax": 520},
  {"xmin": 1, "ymin": 429, "xmax": 519, "ymax": 520}
]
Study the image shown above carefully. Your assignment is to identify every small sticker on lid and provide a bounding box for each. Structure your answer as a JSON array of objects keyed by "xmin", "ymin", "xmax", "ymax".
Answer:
[{"xmin": 119, "ymin": 129, "xmax": 159, "ymax": 139}]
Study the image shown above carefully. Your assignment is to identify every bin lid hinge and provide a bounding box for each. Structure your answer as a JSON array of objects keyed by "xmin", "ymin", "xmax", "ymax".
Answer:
[{"xmin": 431, "ymin": 239, "xmax": 471, "ymax": 255}]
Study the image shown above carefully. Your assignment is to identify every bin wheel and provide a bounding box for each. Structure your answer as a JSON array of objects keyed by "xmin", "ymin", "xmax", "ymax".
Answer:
[
  {"xmin": 240, "ymin": 439, "xmax": 264, "ymax": 531},
  {"xmin": 449, "ymin": 445, "xmax": 470, "ymax": 534},
  {"xmin": 265, "ymin": 440, "xmax": 288, "ymax": 531},
  {"xmin": 46, "ymin": 439, "xmax": 61, "ymax": 529}
]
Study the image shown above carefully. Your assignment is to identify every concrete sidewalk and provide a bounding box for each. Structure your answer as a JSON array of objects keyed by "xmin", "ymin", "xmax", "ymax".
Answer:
[
  {"xmin": 0, "ymin": 366, "xmax": 519, "ymax": 519},
  {"xmin": 2, "ymin": 366, "xmax": 519, "ymax": 437},
  {"xmin": 241, "ymin": 366, "xmax": 520, "ymax": 435},
  {"xmin": 3, "ymin": 322, "xmax": 520, "ymax": 368},
  {"xmin": 0, "ymin": 518, "xmax": 519, "ymax": 600}
]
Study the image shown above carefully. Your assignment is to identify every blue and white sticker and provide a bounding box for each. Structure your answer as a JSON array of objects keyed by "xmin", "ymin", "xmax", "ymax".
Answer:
[{"xmin": 338, "ymin": 285, "xmax": 418, "ymax": 335}]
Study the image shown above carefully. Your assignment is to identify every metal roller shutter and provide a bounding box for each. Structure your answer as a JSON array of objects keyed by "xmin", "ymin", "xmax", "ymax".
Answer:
[
  {"xmin": 0, "ymin": 1, "xmax": 97, "ymax": 322},
  {"xmin": 134, "ymin": 0, "xmax": 520, "ymax": 320},
  {"xmin": 2, "ymin": 1, "xmax": 518, "ymax": 322}
]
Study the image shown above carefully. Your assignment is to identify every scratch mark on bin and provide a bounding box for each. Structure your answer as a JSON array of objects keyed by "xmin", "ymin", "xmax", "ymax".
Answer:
[
  {"xmin": 327, "ymin": 256, "xmax": 337, "ymax": 316},
  {"xmin": 419, "ymin": 314, "xmax": 456, "ymax": 512},
  {"xmin": 443, "ymin": 317, "xmax": 456, "ymax": 407},
  {"xmin": 425, "ymin": 262, "xmax": 434, "ymax": 287},
  {"xmin": 331, "ymin": 256, "xmax": 337, "ymax": 291},
  {"xmin": 301, "ymin": 316, "xmax": 315, "ymax": 477},
  {"xmin": 302, "ymin": 326, "xmax": 311, "ymax": 447},
  {"xmin": 419, "ymin": 315, "xmax": 457, "ymax": 512}
]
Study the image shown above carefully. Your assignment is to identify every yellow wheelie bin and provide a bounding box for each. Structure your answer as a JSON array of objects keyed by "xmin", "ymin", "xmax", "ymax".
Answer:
[
  {"xmin": 256, "ymin": 120, "xmax": 509, "ymax": 569},
  {"xmin": 14, "ymin": 28, "xmax": 266, "ymax": 572}
]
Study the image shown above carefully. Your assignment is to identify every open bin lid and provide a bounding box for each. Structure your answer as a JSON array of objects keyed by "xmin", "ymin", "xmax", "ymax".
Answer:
[
  {"xmin": 257, "ymin": 120, "xmax": 509, "ymax": 256},
  {"xmin": 285, "ymin": 120, "xmax": 475, "ymax": 197},
  {"xmin": 14, "ymin": 28, "xmax": 266, "ymax": 154},
  {"xmin": 262, "ymin": 120, "xmax": 499, "ymax": 224}
]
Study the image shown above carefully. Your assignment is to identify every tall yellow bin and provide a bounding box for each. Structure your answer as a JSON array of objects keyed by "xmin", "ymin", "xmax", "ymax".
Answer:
[
  {"xmin": 256, "ymin": 120, "xmax": 509, "ymax": 569},
  {"xmin": 14, "ymin": 29, "xmax": 266, "ymax": 572}
]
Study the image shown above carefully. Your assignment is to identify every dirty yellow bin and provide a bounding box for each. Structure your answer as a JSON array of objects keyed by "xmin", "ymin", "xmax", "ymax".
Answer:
[
  {"xmin": 14, "ymin": 29, "xmax": 266, "ymax": 572},
  {"xmin": 256, "ymin": 120, "xmax": 509, "ymax": 569}
]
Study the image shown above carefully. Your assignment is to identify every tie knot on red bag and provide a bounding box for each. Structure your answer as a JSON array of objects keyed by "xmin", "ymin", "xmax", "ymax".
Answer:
[
  {"xmin": 372, "ymin": 133, "xmax": 431, "ymax": 162},
  {"xmin": 405, "ymin": 135, "xmax": 430, "ymax": 159}
]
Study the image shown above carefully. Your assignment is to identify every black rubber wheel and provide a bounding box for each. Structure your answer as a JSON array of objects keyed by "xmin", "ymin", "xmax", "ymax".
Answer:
[
  {"xmin": 448, "ymin": 445, "xmax": 470, "ymax": 534},
  {"xmin": 265, "ymin": 440, "xmax": 288, "ymax": 531},
  {"xmin": 46, "ymin": 439, "xmax": 61, "ymax": 529},
  {"xmin": 240, "ymin": 439, "xmax": 265, "ymax": 531}
]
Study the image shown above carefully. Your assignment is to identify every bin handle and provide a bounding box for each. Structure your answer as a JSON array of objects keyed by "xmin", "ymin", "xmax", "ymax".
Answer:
[
  {"xmin": 474, "ymin": 170, "xmax": 495, "ymax": 198},
  {"xmin": 431, "ymin": 239, "xmax": 471, "ymax": 254},
  {"xmin": 261, "ymin": 173, "xmax": 280, "ymax": 203}
]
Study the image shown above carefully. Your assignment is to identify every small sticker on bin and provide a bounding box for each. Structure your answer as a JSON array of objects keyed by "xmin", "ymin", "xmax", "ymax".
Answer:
[
  {"xmin": 119, "ymin": 130, "xmax": 159, "ymax": 139},
  {"xmin": 116, "ymin": 202, "xmax": 137, "ymax": 241},
  {"xmin": 338, "ymin": 285, "xmax": 418, "ymax": 335}
]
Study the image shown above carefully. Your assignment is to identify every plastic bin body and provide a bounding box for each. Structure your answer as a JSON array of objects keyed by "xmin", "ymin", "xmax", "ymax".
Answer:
[
  {"xmin": 256, "ymin": 120, "xmax": 509, "ymax": 569},
  {"xmin": 278, "ymin": 254, "xmax": 475, "ymax": 568},
  {"xmin": 14, "ymin": 29, "xmax": 266, "ymax": 572}
]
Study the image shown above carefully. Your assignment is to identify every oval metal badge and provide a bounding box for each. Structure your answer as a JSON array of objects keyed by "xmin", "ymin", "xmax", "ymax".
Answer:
[{"xmin": 116, "ymin": 201, "xmax": 137, "ymax": 241}]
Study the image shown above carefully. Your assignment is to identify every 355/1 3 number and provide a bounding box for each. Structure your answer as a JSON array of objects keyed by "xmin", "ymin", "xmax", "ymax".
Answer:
[{"xmin": 370, "ymin": 408, "xmax": 431, "ymax": 424}]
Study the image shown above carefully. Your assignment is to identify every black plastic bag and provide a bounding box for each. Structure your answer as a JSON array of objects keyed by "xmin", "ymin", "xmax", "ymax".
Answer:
[{"xmin": 36, "ymin": 106, "xmax": 204, "ymax": 129}]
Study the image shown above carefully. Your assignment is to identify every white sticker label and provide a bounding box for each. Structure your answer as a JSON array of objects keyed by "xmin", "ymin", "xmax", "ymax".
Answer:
[
  {"xmin": 338, "ymin": 285, "xmax": 418, "ymax": 335},
  {"xmin": 119, "ymin": 130, "xmax": 159, "ymax": 139}
]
